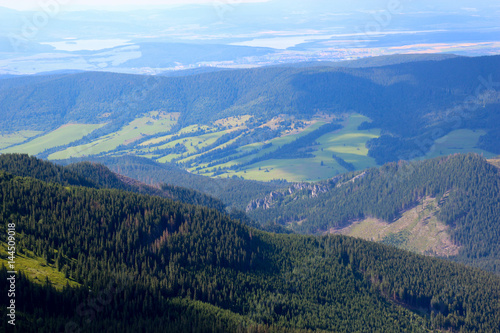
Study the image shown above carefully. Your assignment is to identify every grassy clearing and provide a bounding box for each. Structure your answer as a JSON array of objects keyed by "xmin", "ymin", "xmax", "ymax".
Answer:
[
  {"xmin": 198, "ymin": 122, "xmax": 329, "ymax": 181},
  {"xmin": 182, "ymin": 134, "xmax": 245, "ymax": 166},
  {"xmin": 157, "ymin": 130, "xmax": 226, "ymax": 152},
  {"xmin": 329, "ymin": 197, "xmax": 460, "ymax": 257},
  {"xmin": 152, "ymin": 130, "xmax": 230, "ymax": 164},
  {"xmin": 2, "ymin": 124, "xmax": 104, "ymax": 156},
  {"xmin": 140, "ymin": 134, "xmax": 175, "ymax": 146},
  {"xmin": 0, "ymin": 243, "xmax": 80, "ymax": 290},
  {"xmin": 315, "ymin": 114, "xmax": 380, "ymax": 171},
  {"xmin": 0, "ymin": 131, "xmax": 42, "ymax": 150},
  {"xmin": 33, "ymin": 113, "xmax": 380, "ymax": 182},
  {"xmin": 229, "ymin": 158, "xmax": 344, "ymax": 182},
  {"xmin": 49, "ymin": 112, "xmax": 176, "ymax": 159},
  {"xmin": 424, "ymin": 129, "xmax": 495, "ymax": 159},
  {"xmin": 140, "ymin": 122, "xmax": 213, "ymax": 147}
]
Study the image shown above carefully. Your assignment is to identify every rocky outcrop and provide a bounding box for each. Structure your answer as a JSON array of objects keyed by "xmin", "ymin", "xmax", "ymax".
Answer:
[{"xmin": 246, "ymin": 177, "xmax": 340, "ymax": 212}]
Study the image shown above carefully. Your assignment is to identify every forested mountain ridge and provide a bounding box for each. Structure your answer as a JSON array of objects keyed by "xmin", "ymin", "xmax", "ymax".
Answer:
[
  {"xmin": 0, "ymin": 153, "xmax": 226, "ymax": 213},
  {"xmin": 0, "ymin": 164, "xmax": 500, "ymax": 332},
  {"xmin": 1, "ymin": 55, "xmax": 498, "ymax": 134},
  {"xmin": 58, "ymin": 155, "xmax": 288, "ymax": 211},
  {"xmin": 1, "ymin": 55, "xmax": 499, "ymax": 181},
  {"xmin": 248, "ymin": 153, "xmax": 500, "ymax": 272}
]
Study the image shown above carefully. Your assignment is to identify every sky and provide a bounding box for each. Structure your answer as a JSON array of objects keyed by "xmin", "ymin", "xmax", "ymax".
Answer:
[{"xmin": 0, "ymin": 0, "xmax": 270, "ymax": 11}]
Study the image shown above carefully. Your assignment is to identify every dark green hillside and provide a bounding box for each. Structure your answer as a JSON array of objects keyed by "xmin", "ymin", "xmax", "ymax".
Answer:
[
  {"xmin": 59, "ymin": 155, "xmax": 287, "ymax": 210},
  {"xmin": 0, "ymin": 153, "xmax": 96, "ymax": 188},
  {"xmin": 248, "ymin": 153, "xmax": 500, "ymax": 272},
  {"xmin": 0, "ymin": 153, "xmax": 226, "ymax": 213},
  {"xmin": 0, "ymin": 168, "xmax": 500, "ymax": 332}
]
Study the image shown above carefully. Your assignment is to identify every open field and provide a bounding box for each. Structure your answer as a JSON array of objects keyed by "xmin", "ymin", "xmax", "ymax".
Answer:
[
  {"xmin": 315, "ymin": 114, "xmax": 380, "ymax": 171},
  {"xmin": 193, "ymin": 121, "xmax": 329, "ymax": 180},
  {"xmin": 155, "ymin": 130, "xmax": 229, "ymax": 163},
  {"xmin": 424, "ymin": 129, "xmax": 495, "ymax": 160},
  {"xmin": 229, "ymin": 121, "xmax": 327, "ymax": 165},
  {"xmin": 0, "ymin": 131, "xmax": 42, "ymax": 150},
  {"xmin": 49, "ymin": 112, "xmax": 177, "ymax": 159},
  {"xmin": 2, "ymin": 124, "xmax": 104, "ymax": 156},
  {"xmin": 140, "ymin": 122, "xmax": 209, "ymax": 147},
  {"xmin": 227, "ymin": 158, "xmax": 345, "ymax": 182}
]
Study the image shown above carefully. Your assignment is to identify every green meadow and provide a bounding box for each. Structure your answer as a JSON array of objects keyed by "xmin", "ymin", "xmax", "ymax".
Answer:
[
  {"xmin": 423, "ymin": 129, "xmax": 495, "ymax": 160},
  {"xmin": 315, "ymin": 114, "xmax": 380, "ymax": 171},
  {"xmin": 155, "ymin": 130, "xmax": 229, "ymax": 163},
  {"xmin": 2, "ymin": 124, "xmax": 104, "ymax": 156},
  {"xmin": 228, "ymin": 158, "xmax": 344, "ymax": 182},
  {"xmin": 49, "ymin": 112, "xmax": 177, "ymax": 159},
  {"xmin": 0, "ymin": 131, "xmax": 42, "ymax": 150}
]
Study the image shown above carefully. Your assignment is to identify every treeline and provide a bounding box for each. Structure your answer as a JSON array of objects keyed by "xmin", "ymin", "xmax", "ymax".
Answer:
[
  {"xmin": 366, "ymin": 134, "xmax": 422, "ymax": 165},
  {"xmin": 249, "ymin": 153, "xmax": 500, "ymax": 272},
  {"xmin": 331, "ymin": 153, "xmax": 355, "ymax": 172},
  {"xmin": 1, "ymin": 167, "xmax": 500, "ymax": 331}
]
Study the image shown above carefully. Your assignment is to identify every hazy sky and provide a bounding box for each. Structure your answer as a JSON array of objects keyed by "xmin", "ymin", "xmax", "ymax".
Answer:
[
  {"xmin": 0, "ymin": 0, "xmax": 270, "ymax": 11},
  {"xmin": 1, "ymin": 0, "xmax": 498, "ymax": 12}
]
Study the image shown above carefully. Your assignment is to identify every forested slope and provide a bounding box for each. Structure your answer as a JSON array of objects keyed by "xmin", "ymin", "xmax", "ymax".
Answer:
[
  {"xmin": 0, "ymin": 154, "xmax": 226, "ymax": 213},
  {"xmin": 0, "ymin": 162, "xmax": 499, "ymax": 332},
  {"xmin": 59, "ymin": 155, "xmax": 287, "ymax": 211},
  {"xmin": 248, "ymin": 154, "xmax": 500, "ymax": 272}
]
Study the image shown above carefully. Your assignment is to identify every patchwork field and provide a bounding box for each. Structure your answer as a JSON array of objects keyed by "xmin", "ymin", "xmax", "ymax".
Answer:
[
  {"xmin": 2, "ymin": 111, "xmax": 496, "ymax": 183},
  {"xmin": 225, "ymin": 114, "xmax": 380, "ymax": 181},
  {"xmin": 315, "ymin": 114, "xmax": 380, "ymax": 171},
  {"xmin": 2, "ymin": 124, "xmax": 104, "ymax": 156},
  {"xmin": 227, "ymin": 158, "xmax": 344, "ymax": 182}
]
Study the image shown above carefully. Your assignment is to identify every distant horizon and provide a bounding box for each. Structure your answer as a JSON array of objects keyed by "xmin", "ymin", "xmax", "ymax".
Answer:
[{"xmin": 1, "ymin": 0, "xmax": 498, "ymax": 75}]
